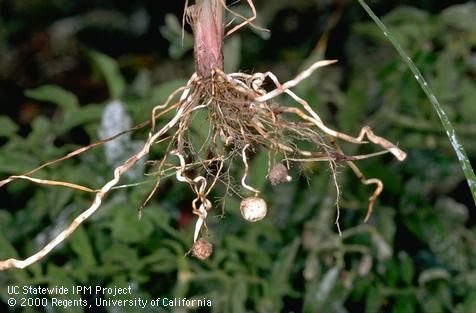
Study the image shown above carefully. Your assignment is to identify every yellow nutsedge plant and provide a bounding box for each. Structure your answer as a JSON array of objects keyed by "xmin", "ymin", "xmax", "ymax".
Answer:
[{"xmin": 0, "ymin": 0, "xmax": 406, "ymax": 270}]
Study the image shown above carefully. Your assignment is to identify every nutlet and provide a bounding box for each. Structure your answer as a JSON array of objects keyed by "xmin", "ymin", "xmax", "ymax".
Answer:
[
  {"xmin": 268, "ymin": 163, "xmax": 292, "ymax": 185},
  {"xmin": 192, "ymin": 238, "xmax": 213, "ymax": 260},
  {"xmin": 240, "ymin": 197, "xmax": 267, "ymax": 222}
]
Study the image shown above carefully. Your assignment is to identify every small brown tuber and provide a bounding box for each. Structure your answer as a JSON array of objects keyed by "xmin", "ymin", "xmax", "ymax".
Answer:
[
  {"xmin": 268, "ymin": 163, "xmax": 292, "ymax": 185},
  {"xmin": 192, "ymin": 238, "xmax": 213, "ymax": 260}
]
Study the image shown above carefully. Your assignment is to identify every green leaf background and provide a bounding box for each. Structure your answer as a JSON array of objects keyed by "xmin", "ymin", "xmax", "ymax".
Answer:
[{"xmin": 0, "ymin": 1, "xmax": 475, "ymax": 313}]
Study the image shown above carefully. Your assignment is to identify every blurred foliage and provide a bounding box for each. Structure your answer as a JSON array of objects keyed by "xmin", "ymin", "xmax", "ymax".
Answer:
[{"xmin": 0, "ymin": 1, "xmax": 475, "ymax": 313}]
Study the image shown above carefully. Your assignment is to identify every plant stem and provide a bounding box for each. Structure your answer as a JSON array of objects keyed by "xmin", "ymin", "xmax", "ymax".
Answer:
[{"xmin": 190, "ymin": 0, "xmax": 224, "ymax": 78}]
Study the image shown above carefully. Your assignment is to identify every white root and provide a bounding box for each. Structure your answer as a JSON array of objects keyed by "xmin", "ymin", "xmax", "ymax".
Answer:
[
  {"xmin": 0, "ymin": 83, "xmax": 195, "ymax": 271},
  {"xmin": 0, "ymin": 46, "xmax": 408, "ymax": 270},
  {"xmin": 254, "ymin": 60, "xmax": 407, "ymax": 162},
  {"xmin": 255, "ymin": 60, "xmax": 338, "ymax": 102},
  {"xmin": 240, "ymin": 144, "xmax": 261, "ymax": 195},
  {"xmin": 171, "ymin": 148, "xmax": 212, "ymax": 243},
  {"xmin": 220, "ymin": 0, "xmax": 269, "ymax": 36}
]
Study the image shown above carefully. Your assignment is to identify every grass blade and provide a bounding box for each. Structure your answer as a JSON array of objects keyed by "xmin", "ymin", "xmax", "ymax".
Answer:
[{"xmin": 358, "ymin": 0, "xmax": 476, "ymax": 205}]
